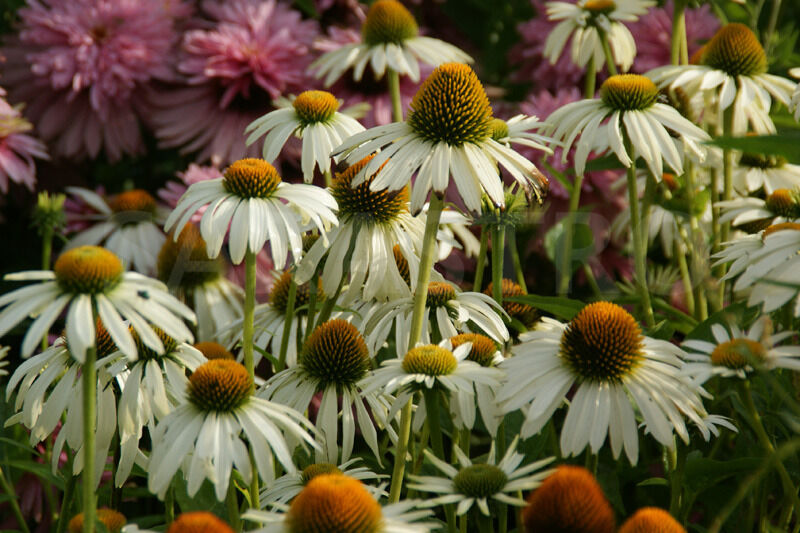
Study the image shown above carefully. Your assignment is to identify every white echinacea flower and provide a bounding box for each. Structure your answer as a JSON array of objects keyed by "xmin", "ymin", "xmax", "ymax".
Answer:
[{"xmin": 245, "ymin": 91, "xmax": 365, "ymax": 183}]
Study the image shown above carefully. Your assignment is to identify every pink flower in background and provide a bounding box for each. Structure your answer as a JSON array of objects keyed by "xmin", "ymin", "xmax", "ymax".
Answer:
[
  {"xmin": 158, "ymin": 162, "xmax": 223, "ymax": 221},
  {"xmin": 147, "ymin": 0, "xmax": 320, "ymax": 165},
  {"xmin": 0, "ymin": 89, "xmax": 48, "ymax": 193},
  {"xmin": 629, "ymin": 0, "xmax": 719, "ymax": 73},
  {"xmin": 509, "ymin": 0, "xmax": 584, "ymax": 93},
  {"xmin": 315, "ymin": 27, "xmax": 426, "ymax": 127},
  {"xmin": 1, "ymin": 0, "xmax": 182, "ymax": 161}
]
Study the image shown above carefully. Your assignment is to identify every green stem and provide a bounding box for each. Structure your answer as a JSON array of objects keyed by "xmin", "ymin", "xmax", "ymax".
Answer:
[
  {"xmin": 675, "ymin": 240, "xmax": 696, "ymax": 318},
  {"xmin": 407, "ymin": 193, "xmax": 444, "ymax": 347},
  {"xmin": 683, "ymin": 160, "xmax": 708, "ymax": 320},
  {"xmin": 243, "ymin": 250, "xmax": 257, "ymax": 377},
  {"xmin": 314, "ymin": 222, "xmax": 360, "ymax": 329},
  {"xmin": 667, "ymin": 441, "xmax": 685, "ymax": 517},
  {"xmin": 473, "ymin": 229, "xmax": 489, "ymax": 292},
  {"xmin": 640, "ymin": 173, "xmax": 657, "ymax": 253},
  {"xmin": 41, "ymin": 227, "xmax": 53, "ymax": 351},
  {"xmin": 624, "ymin": 142, "xmax": 655, "ymax": 328},
  {"xmin": 248, "ymin": 448, "xmax": 260, "ymax": 514},
  {"xmin": 276, "ymin": 279, "xmax": 297, "ymax": 372},
  {"xmin": 716, "ymin": 107, "xmax": 735, "ymax": 308},
  {"xmin": 81, "ymin": 344, "xmax": 97, "ymax": 533},
  {"xmin": 558, "ymin": 173, "xmax": 585, "ymax": 296},
  {"xmin": 56, "ymin": 471, "xmax": 76, "ymax": 533},
  {"xmin": 670, "ymin": 0, "xmax": 687, "ymax": 65},
  {"xmin": 584, "ymin": 55, "xmax": 596, "ymax": 99},
  {"xmin": 305, "ymin": 274, "xmax": 318, "ymax": 342},
  {"xmin": 597, "ymin": 27, "xmax": 618, "ymax": 76},
  {"xmin": 164, "ymin": 486, "xmax": 175, "ymax": 526},
  {"xmin": 387, "ymin": 68, "xmax": 403, "ymax": 123},
  {"xmin": 583, "ymin": 265, "xmax": 602, "ymax": 298},
  {"xmin": 0, "ymin": 465, "xmax": 31, "ymax": 533},
  {"xmin": 508, "ymin": 227, "xmax": 528, "ymax": 293},
  {"xmin": 226, "ymin": 481, "xmax": 242, "ymax": 533},
  {"xmin": 764, "ymin": 0, "xmax": 783, "ymax": 58},
  {"xmin": 585, "ymin": 451, "xmax": 599, "ymax": 476},
  {"xmin": 388, "ymin": 400, "xmax": 413, "ymax": 503},
  {"xmin": 477, "ymin": 511, "xmax": 494, "ymax": 533},
  {"xmin": 491, "ymin": 226, "xmax": 505, "ymax": 305},
  {"xmin": 423, "ymin": 388, "xmax": 455, "ymax": 533}
]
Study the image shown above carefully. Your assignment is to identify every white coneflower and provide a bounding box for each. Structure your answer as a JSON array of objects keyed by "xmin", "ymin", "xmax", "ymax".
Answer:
[
  {"xmin": 164, "ymin": 158, "xmax": 337, "ymax": 267},
  {"xmin": 333, "ymin": 63, "xmax": 549, "ymax": 213},
  {"xmin": 437, "ymin": 208, "xmax": 481, "ymax": 261},
  {"xmin": 263, "ymin": 319, "xmax": 391, "ymax": 464},
  {"xmin": 544, "ymin": 0, "xmax": 654, "ymax": 72},
  {"xmin": 648, "ymin": 24, "xmax": 795, "ymax": 134},
  {"xmin": 245, "ymin": 91, "xmax": 365, "ymax": 183},
  {"xmin": 245, "ymin": 474, "xmax": 433, "ymax": 533},
  {"xmin": 260, "ymin": 459, "xmax": 386, "ymax": 507},
  {"xmin": 719, "ymin": 188, "xmax": 800, "ymax": 231},
  {"xmin": 157, "ymin": 223, "xmax": 244, "ymax": 341},
  {"xmin": 682, "ymin": 317, "xmax": 800, "ymax": 382},
  {"xmin": 448, "ymin": 332, "xmax": 505, "ymax": 433},
  {"xmin": 363, "ymin": 280, "xmax": 509, "ymax": 357},
  {"xmin": 546, "ymin": 74, "xmax": 710, "ymax": 178},
  {"xmin": 499, "ymin": 302, "xmax": 723, "ymax": 464},
  {"xmin": 65, "ymin": 188, "xmax": 166, "ymax": 275},
  {"xmin": 409, "ymin": 438, "xmax": 554, "ymax": 516},
  {"xmin": 296, "ymin": 154, "xmax": 425, "ymax": 303},
  {"xmin": 148, "ymin": 359, "xmax": 316, "ymax": 501},
  {"xmin": 732, "ymin": 151, "xmax": 800, "ymax": 194},
  {"xmin": 310, "ymin": 0, "xmax": 472, "ymax": 86},
  {"xmin": 0, "ymin": 245, "xmax": 195, "ymax": 359}
]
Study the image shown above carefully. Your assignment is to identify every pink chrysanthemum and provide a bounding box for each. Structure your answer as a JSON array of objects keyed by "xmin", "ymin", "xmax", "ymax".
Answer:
[
  {"xmin": 1, "ymin": 0, "xmax": 182, "ymax": 161},
  {"xmin": 314, "ymin": 26, "xmax": 426, "ymax": 127},
  {"xmin": 157, "ymin": 163, "xmax": 223, "ymax": 222},
  {"xmin": 0, "ymin": 89, "xmax": 48, "ymax": 193},
  {"xmin": 629, "ymin": 0, "xmax": 719, "ymax": 73},
  {"xmin": 509, "ymin": 0, "xmax": 585, "ymax": 92},
  {"xmin": 148, "ymin": 0, "xmax": 320, "ymax": 164}
]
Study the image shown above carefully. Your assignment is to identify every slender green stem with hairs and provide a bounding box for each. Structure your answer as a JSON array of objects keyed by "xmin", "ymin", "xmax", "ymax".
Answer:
[
  {"xmin": 226, "ymin": 481, "xmax": 242, "ymax": 533},
  {"xmin": 491, "ymin": 226, "xmax": 505, "ymax": 305},
  {"xmin": 276, "ymin": 279, "xmax": 297, "ymax": 372},
  {"xmin": 716, "ymin": 107, "xmax": 735, "ymax": 308},
  {"xmin": 243, "ymin": 250, "xmax": 257, "ymax": 377},
  {"xmin": 305, "ymin": 274, "xmax": 319, "ymax": 342},
  {"xmin": 164, "ymin": 486, "xmax": 175, "ymax": 526},
  {"xmin": 670, "ymin": 0, "xmax": 688, "ymax": 65},
  {"xmin": 675, "ymin": 241, "xmax": 696, "ymax": 317},
  {"xmin": 473, "ymin": 229, "xmax": 489, "ymax": 292},
  {"xmin": 584, "ymin": 55, "xmax": 596, "ymax": 99},
  {"xmin": 388, "ymin": 401, "xmax": 413, "ymax": 503},
  {"xmin": 667, "ymin": 440, "xmax": 685, "ymax": 517},
  {"xmin": 558, "ymin": 173, "xmax": 585, "ymax": 296},
  {"xmin": 81, "ymin": 343, "xmax": 97, "ymax": 533},
  {"xmin": 508, "ymin": 227, "xmax": 528, "ymax": 293},
  {"xmin": 624, "ymin": 140, "xmax": 656, "ymax": 327},
  {"xmin": 387, "ymin": 68, "xmax": 404, "ymax": 123},
  {"xmin": 0, "ymin": 465, "xmax": 30, "ymax": 533},
  {"xmin": 597, "ymin": 27, "xmax": 618, "ymax": 76},
  {"xmin": 423, "ymin": 388, "xmax": 456, "ymax": 533}
]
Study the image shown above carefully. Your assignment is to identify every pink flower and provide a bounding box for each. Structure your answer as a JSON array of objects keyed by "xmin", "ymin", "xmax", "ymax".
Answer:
[
  {"xmin": 157, "ymin": 162, "xmax": 223, "ymax": 221},
  {"xmin": 2, "ymin": 0, "xmax": 183, "ymax": 161},
  {"xmin": 148, "ymin": 0, "xmax": 320, "ymax": 164},
  {"xmin": 314, "ymin": 27, "xmax": 426, "ymax": 128},
  {"xmin": 0, "ymin": 89, "xmax": 48, "ymax": 193},
  {"xmin": 509, "ymin": 0, "xmax": 585, "ymax": 92},
  {"xmin": 629, "ymin": 0, "xmax": 719, "ymax": 73}
]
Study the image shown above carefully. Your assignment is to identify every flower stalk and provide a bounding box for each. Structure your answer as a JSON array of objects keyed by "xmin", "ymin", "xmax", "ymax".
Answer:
[
  {"xmin": 81, "ymin": 343, "xmax": 97, "ymax": 533},
  {"xmin": 558, "ymin": 173, "xmax": 585, "ymax": 296},
  {"xmin": 388, "ymin": 68, "xmax": 404, "ymax": 122},
  {"xmin": 243, "ymin": 250, "xmax": 257, "ymax": 377},
  {"xmin": 473, "ymin": 229, "xmax": 489, "ymax": 292}
]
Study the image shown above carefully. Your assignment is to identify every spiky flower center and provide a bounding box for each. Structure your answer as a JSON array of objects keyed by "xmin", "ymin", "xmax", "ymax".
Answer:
[
  {"xmin": 702, "ymin": 23, "xmax": 767, "ymax": 77},
  {"xmin": 489, "ymin": 118, "xmax": 509, "ymax": 141},
  {"xmin": 582, "ymin": 0, "xmax": 616, "ymax": 15},
  {"xmin": 601, "ymin": 75, "xmax": 659, "ymax": 111},
  {"xmin": 522, "ymin": 466, "xmax": 616, "ymax": 533},
  {"xmin": 453, "ymin": 464, "xmax": 508, "ymax": 498},
  {"xmin": 222, "ymin": 158, "xmax": 281, "ymax": 199},
  {"xmin": 294, "ymin": 91, "xmax": 340, "ymax": 126},
  {"xmin": 287, "ymin": 474, "xmax": 383, "ymax": 533},
  {"xmin": 301, "ymin": 319, "xmax": 371, "ymax": 387},
  {"xmin": 54, "ymin": 246, "xmax": 123, "ymax": 295},
  {"xmin": 408, "ymin": 63, "xmax": 494, "ymax": 147},
  {"xmin": 332, "ymin": 155, "xmax": 409, "ymax": 225},
  {"xmin": 765, "ymin": 189, "xmax": 800, "ymax": 218},
  {"xmin": 301, "ymin": 463, "xmax": 343, "ymax": 484},
  {"xmin": 710, "ymin": 338, "xmax": 767, "ymax": 369},
  {"xmin": 739, "ymin": 151, "xmax": 787, "ymax": 170},
  {"xmin": 195, "ymin": 341, "xmax": 234, "ymax": 360},
  {"xmin": 95, "ymin": 320, "xmax": 117, "ymax": 358},
  {"xmin": 619, "ymin": 507, "xmax": 686, "ymax": 533},
  {"xmin": 108, "ymin": 189, "xmax": 157, "ymax": 214},
  {"xmin": 131, "ymin": 326, "xmax": 178, "ymax": 361},
  {"xmin": 560, "ymin": 302, "xmax": 644, "ymax": 382},
  {"xmin": 158, "ymin": 224, "xmax": 222, "ymax": 288},
  {"xmin": 485, "ymin": 279, "xmax": 538, "ymax": 327},
  {"xmin": 762, "ymin": 222, "xmax": 800, "ymax": 238},
  {"xmin": 361, "ymin": 0, "xmax": 418, "ymax": 46},
  {"xmin": 426, "ymin": 281, "xmax": 456, "ymax": 308},
  {"xmin": 393, "ymin": 245, "xmax": 411, "ymax": 286},
  {"xmin": 402, "ymin": 345, "xmax": 457, "ymax": 376},
  {"xmin": 166, "ymin": 512, "xmax": 234, "ymax": 533},
  {"xmin": 450, "ymin": 333, "xmax": 499, "ymax": 367},
  {"xmin": 270, "ymin": 271, "xmax": 323, "ymax": 314},
  {"xmin": 68, "ymin": 508, "xmax": 126, "ymax": 533},
  {"xmin": 188, "ymin": 359, "xmax": 253, "ymax": 412}
]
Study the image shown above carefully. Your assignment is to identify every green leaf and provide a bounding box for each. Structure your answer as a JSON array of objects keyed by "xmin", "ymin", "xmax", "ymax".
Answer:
[
  {"xmin": 707, "ymin": 134, "xmax": 800, "ymax": 163},
  {"xmin": 685, "ymin": 301, "xmax": 760, "ymax": 344},
  {"xmin": 683, "ymin": 452, "xmax": 761, "ymax": 493},
  {"xmin": 505, "ymin": 294, "xmax": 585, "ymax": 320},
  {"xmin": 543, "ymin": 215, "xmax": 595, "ymax": 272},
  {"xmin": 636, "ymin": 477, "xmax": 669, "ymax": 487}
]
